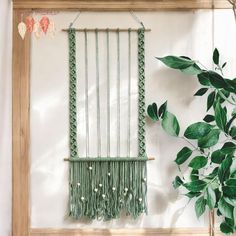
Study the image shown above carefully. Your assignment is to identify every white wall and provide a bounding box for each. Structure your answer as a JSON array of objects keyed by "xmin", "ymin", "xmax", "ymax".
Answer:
[{"xmin": 1, "ymin": 5, "xmax": 236, "ymax": 235}]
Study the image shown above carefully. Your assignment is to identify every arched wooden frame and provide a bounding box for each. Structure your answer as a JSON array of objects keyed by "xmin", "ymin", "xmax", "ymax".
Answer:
[{"xmin": 12, "ymin": 1, "xmax": 230, "ymax": 236}]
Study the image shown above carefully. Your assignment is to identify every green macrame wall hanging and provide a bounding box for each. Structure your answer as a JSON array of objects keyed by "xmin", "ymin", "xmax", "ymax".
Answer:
[{"xmin": 67, "ymin": 20, "xmax": 147, "ymax": 220}]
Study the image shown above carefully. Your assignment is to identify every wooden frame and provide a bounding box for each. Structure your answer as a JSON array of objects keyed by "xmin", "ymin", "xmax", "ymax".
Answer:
[
  {"xmin": 12, "ymin": 1, "xmax": 230, "ymax": 236},
  {"xmin": 13, "ymin": 0, "xmax": 232, "ymax": 10}
]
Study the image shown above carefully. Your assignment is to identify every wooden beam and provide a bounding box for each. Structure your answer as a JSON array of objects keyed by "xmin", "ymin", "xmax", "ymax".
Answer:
[
  {"xmin": 62, "ymin": 28, "xmax": 151, "ymax": 32},
  {"xmin": 30, "ymin": 228, "xmax": 224, "ymax": 236},
  {"xmin": 12, "ymin": 9, "xmax": 31, "ymax": 236},
  {"xmin": 64, "ymin": 157, "xmax": 155, "ymax": 161},
  {"xmin": 13, "ymin": 0, "xmax": 232, "ymax": 10}
]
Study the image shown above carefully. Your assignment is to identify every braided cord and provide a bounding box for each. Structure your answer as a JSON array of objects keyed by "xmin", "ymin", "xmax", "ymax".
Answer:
[
  {"xmin": 69, "ymin": 28, "xmax": 78, "ymax": 158},
  {"xmin": 138, "ymin": 28, "xmax": 146, "ymax": 158}
]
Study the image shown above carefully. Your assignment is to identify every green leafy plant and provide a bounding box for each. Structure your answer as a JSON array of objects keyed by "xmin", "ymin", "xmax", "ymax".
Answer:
[{"xmin": 148, "ymin": 49, "xmax": 236, "ymax": 235}]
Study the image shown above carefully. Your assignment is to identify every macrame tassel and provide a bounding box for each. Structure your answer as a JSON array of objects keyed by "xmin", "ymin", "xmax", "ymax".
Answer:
[{"xmin": 69, "ymin": 161, "xmax": 147, "ymax": 220}]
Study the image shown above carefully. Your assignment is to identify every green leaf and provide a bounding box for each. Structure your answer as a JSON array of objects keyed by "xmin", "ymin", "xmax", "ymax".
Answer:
[
  {"xmin": 220, "ymin": 222, "xmax": 234, "ymax": 234},
  {"xmin": 195, "ymin": 196, "xmax": 206, "ymax": 218},
  {"xmin": 222, "ymin": 62, "xmax": 227, "ymax": 68},
  {"xmin": 218, "ymin": 197, "xmax": 234, "ymax": 219},
  {"xmin": 147, "ymin": 103, "xmax": 159, "ymax": 122},
  {"xmin": 184, "ymin": 122, "xmax": 213, "ymax": 139},
  {"xmin": 224, "ymin": 197, "xmax": 236, "ymax": 206},
  {"xmin": 184, "ymin": 180, "xmax": 207, "ymax": 192},
  {"xmin": 158, "ymin": 101, "xmax": 167, "ymax": 118},
  {"xmin": 214, "ymin": 102, "xmax": 227, "ymax": 131},
  {"xmin": 207, "ymin": 91, "xmax": 216, "ymax": 111},
  {"xmin": 208, "ymin": 71, "xmax": 228, "ymax": 89},
  {"xmin": 225, "ymin": 178, "xmax": 236, "ymax": 187},
  {"xmin": 161, "ymin": 111, "xmax": 180, "ymax": 137},
  {"xmin": 198, "ymin": 72, "xmax": 211, "ymax": 86},
  {"xmin": 216, "ymin": 89, "xmax": 230, "ymax": 104},
  {"xmin": 172, "ymin": 176, "xmax": 183, "ymax": 189},
  {"xmin": 207, "ymin": 167, "xmax": 219, "ymax": 180},
  {"xmin": 203, "ymin": 114, "xmax": 215, "ymax": 123},
  {"xmin": 223, "ymin": 186, "xmax": 236, "ymax": 198},
  {"xmin": 225, "ymin": 79, "xmax": 236, "ymax": 93},
  {"xmin": 221, "ymin": 142, "xmax": 236, "ymax": 155},
  {"xmin": 175, "ymin": 147, "xmax": 192, "ymax": 165},
  {"xmin": 188, "ymin": 156, "xmax": 208, "ymax": 170},
  {"xmin": 225, "ymin": 115, "xmax": 236, "ymax": 133},
  {"xmin": 206, "ymin": 186, "xmax": 216, "ymax": 210},
  {"xmin": 194, "ymin": 88, "xmax": 208, "ymax": 96},
  {"xmin": 234, "ymin": 208, "xmax": 236, "ymax": 223},
  {"xmin": 229, "ymin": 126, "xmax": 236, "ymax": 139},
  {"xmin": 185, "ymin": 192, "xmax": 201, "ymax": 198},
  {"xmin": 230, "ymin": 159, "xmax": 236, "ymax": 176},
  {"xmin": 180, "ymin": 63, "xmax": 202, "ymax": 75},
  {"xmin": 211, "ymin": 150, "xmax": 225, "ymax": 164},
  {"xmin": 213, "ymin": 48, "xmax": 219, "ymax": 65},
  {"xmin": 225, "ymin": 217, "xmax": 234, "ymax": 227},
  {"xmin": 190, "ymin": 169, "xmax": 199, "ymax": 181},
  {"xmin": 217, "ymin": 209, "xmax": 222, "ymax": 216},
  {"xmin": 198, "ymin": 129, "xmax": 220, "ymax": 148},
  {"xmin": 218, "ymin": 157, "xmax": 233, "ymax": 183},
  {"xmin": 157, "ymin": 56, "xmax": 195, "ymax": 69}
]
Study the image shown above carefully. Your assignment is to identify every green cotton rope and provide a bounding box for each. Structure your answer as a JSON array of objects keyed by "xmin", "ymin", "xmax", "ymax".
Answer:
[
  {"xmin": 138, "ymin": 28, "xmax": 146, "ymax": 158},
  {"xmin": 68, "ymin": 28, "xmax": 78, "ymax": 159},
  {"xmin": 68, "ymin": 28, "xmax": 147, "ymax": 220}
]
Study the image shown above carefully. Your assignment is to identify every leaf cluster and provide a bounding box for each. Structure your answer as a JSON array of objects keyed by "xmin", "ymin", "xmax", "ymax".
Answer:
[{"xmin": 148, "ymin": 49, "xmax": 236, "ymax": 234}]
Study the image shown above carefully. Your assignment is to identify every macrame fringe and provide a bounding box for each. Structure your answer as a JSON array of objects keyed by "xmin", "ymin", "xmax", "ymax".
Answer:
[{"xmin": 69, "ymin": 160, "xmax": 147, "ymax": 220}]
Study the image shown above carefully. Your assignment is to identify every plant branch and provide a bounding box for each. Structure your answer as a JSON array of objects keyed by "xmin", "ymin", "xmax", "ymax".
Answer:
[
  {"xmin": 217, "ymin": 89, "xmax": 236, "ymax": 105},
  {"xmin": 181, "ymin": 137, "xmax": 208, "ymax": 157},
  {"xmin": 227, "ymin": 0, "xmax": 236, "ymax": 23}
]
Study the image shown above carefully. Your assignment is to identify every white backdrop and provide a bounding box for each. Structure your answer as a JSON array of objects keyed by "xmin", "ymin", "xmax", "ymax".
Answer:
[{"xmin": 1, "ymin": 6, "xmax": 236, "ymax": 235}]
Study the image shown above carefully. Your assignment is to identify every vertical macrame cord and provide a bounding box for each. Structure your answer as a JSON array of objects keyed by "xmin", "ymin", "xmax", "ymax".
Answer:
[{"xmin": 68, "ymin": 25, "xmax": 147, "ymax": 220}]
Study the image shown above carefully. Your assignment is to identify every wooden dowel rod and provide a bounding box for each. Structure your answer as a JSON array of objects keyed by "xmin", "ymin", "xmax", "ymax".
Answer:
[
  {"xmin": 64, "ymin": 156, "xmax": 155, "ymax": 161},
  {"xmin": 62, "ymin": 28, "xmax": 151, "ymax": 32}
]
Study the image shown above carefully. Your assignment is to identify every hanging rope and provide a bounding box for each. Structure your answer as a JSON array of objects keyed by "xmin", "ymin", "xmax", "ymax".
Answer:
[
  {"xmin": 117, "ymin": 29, "xmax": 121, "ymax": 157},
  {"xmin": 127, "ymin": 28, "xmax": 131, "ymax": 157},
  {"xmin": 106, "ymin": 29, "xmax": 111, "ymax": 157},
  {"xmin": 84, "ymin": 29, "xmax": 90, "ymax": 157},
  {"xmin": 95, "ymin": 29, "xmax": 101, "ymax": 157}
]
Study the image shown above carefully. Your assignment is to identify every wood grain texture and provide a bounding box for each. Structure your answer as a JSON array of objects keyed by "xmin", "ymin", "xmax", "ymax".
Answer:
[
  {"xmin": 13, "ymin": 0, "xmax": 231, "ymax": 10},
  {"xmin": 12, "ymin": 9, "xmax": 31, "ymax": 236},
  {"xmin": 30, "ymin": 228, "xmax": 224, "ymax": 236}
]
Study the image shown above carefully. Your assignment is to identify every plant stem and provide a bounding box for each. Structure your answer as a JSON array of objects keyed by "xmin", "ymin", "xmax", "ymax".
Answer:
[
  {"xmin": 226, "ymin": 0, "xmax": 236, "ymax": 24},
  {"xmin": 209, "ymin": 210, "xmax": 215, "ymax": 236},
  {"xmin": 217, "ymin": 89, "xmax": 236, "ymax": 105},
  {"xmin": 181, "ymin": 137, "xmax": 208, "ymax": 157},
  {"xmin": 195, "ymin": 60, "xmax": 208, "ymax": 70}
]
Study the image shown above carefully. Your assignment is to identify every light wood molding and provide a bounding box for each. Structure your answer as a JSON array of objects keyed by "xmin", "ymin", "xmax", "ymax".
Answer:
[
  {"xmin": 30, "ymin": 228, "xmax": 223, "ymax": 236},
  {"xmin": 12, "ymin": 9, "xmax": 31, "ymax": 236},
  {"xmin": 13, "ymin": 0, "xmax": 232, "ymax": 10}
]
